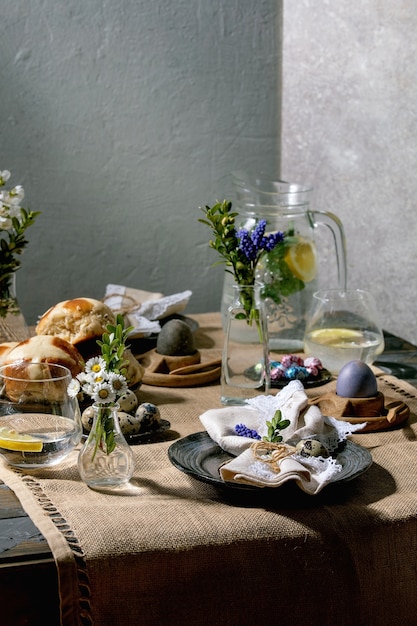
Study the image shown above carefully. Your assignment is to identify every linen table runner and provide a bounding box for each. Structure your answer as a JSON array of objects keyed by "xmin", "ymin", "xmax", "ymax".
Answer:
[{"xmin": 1, "ymin": 313, "xmax": 417, "ymax": 626}]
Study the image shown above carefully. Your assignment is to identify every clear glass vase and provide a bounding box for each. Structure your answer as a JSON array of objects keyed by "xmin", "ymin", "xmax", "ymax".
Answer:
[
  {"xmin": 78, "ymin": 403, "xmax": 134, "ymax": 489},
  {"xmin": 221, "ymin": 284, "xmax": 270, "ymax": 405},
  {"xmin": 0, "ymin": 273, "xmax": 30, "ymax": 343}
]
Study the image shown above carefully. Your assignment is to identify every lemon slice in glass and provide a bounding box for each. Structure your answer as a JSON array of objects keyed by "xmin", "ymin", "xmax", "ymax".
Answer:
[
  {"xmin": 308, "ymin": 328, "xmax": 363, "ymax": 347},
  {"xmin": 285, "ymin": 238, "xmax": 317, "ymax": 283},
  {"xmin": 0, "ymin": 427, "xmax": 43, "ymax": 452}
]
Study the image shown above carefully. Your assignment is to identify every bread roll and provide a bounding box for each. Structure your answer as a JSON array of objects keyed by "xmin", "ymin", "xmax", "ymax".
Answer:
[
  {"xmin": 36, "ymin": 297, "xmax": 116, "ymax": 345},
  {"xmin": 0, "ymin": 342, "xmax": 19, "ymax": 365},
  {"xmin": 2, "ymin": 335, "xmax": 85, "ymax": 378}
]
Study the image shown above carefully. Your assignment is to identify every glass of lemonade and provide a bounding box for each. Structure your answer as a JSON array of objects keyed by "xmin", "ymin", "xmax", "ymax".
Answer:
[
  {"xmin": 303, "ymin": 289, "xmax": 385, "ymax": 374},
  {"xmin": 0, "ymin": 362, "xmax": 82, "ymax": 468}
]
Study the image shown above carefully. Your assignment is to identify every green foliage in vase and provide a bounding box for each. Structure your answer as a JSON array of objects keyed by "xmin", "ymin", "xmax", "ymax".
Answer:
[
  {"xmin": 258, "ymin": 228, "xmax": 306, "ymax": 306},
  {"xmin": 199, "ymin": 201, "xmax": 309, "ymax": 317},
  {"xmin": 199, "ymin": 200, "xmax": 285, "ymax": 323},
  {"xmin": 68, "ymin": 314, "xmax": 134, "ymax": 457},
  {"xmin": 0, "ymin": 169, "xmax": 40, "ymax": 317}
]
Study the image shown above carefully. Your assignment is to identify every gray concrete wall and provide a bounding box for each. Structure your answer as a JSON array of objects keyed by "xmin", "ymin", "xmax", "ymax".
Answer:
[
  {"xmin": 281, "ymin": 1, "xmax": 417, "ymax": 344},
  {"xmin": 0, "ymin": 0, "xmax": 281, "ymax": 324},
  {"xmin": 3, "ymin": 0, "xmax": 416, "ymax": 346}
]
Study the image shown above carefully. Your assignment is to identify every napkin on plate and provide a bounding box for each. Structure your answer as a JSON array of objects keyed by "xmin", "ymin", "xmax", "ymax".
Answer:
[
  {"xmin": 103, "ymin": 284, "xmax": 192, "ymax": 338},
  {"xmin": 199, "ymin": 380, "xmax": 365, "ymax": 494}
]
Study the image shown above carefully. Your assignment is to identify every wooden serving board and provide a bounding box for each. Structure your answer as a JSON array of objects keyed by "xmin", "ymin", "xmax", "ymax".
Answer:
[
  {"xmin": 309, "ymin": 392, "xmax": 410, "ymax": 432},
  {"xmin": 139, "ymin": 349, "xmax": 222, "ymax": 387}
]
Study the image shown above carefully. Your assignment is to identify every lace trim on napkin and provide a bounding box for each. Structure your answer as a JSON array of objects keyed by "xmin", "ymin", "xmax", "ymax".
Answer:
[
  {"xmin": 246, "ymin": 380, "xmax": 364, "ymax": 454},
  {"xmin": 247, "ymin": 455, "xmax": 341, "ymax": 484}
]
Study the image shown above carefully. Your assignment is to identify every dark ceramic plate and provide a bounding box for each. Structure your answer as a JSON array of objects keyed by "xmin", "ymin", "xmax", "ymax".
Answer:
[
  {"xmin": 168, "ymin": 431, "xmax": 372, "ymax": 491},
  {"xmin": 245, "ymin": 365, "xmax": 333, "ymax": 389}
]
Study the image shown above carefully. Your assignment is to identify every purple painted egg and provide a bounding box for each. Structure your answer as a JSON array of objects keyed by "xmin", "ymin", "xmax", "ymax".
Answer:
[{"xmin": 336, "ymin": 360, "xmax": 378, "ymax": 398}]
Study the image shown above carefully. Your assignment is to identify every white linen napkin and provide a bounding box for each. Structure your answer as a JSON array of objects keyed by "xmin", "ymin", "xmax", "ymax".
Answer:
[
  {"xmin": 199, "ymin": 380, "xmax": 365, "ymax": 494},
  {"xmin": 103, "ymin": 284, "xmax": 192, "ymax": 338}
]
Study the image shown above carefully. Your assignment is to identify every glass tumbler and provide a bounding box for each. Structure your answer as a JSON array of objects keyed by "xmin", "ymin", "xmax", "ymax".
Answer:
[
  {"xmin": 0, "ymin": 362, "xmax": 82, "ymax": 468},
  {"xmin": 303, "ymin": 289, "xmax": 385, "ymax": 374}
]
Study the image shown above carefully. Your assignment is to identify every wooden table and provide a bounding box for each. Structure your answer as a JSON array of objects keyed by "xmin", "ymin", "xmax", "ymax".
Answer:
[{"xmin": 1, "ymin": 316, "xmax": 417, "ymax": 626}]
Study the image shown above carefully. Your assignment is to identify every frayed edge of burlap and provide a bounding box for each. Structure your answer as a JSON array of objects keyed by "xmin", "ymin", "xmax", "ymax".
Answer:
[{"xmin": 19, "ymin": 472, "xmax": 93, "ymax": 626}]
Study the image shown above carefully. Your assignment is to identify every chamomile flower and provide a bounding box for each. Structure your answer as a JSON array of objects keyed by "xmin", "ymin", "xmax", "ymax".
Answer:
[
  {"xmin": 85, "ymin": 356, "xmax": 107, "ymax": 375},
  {"xmin": 67, "ymin": 378, "xmax": 81, "ymax": 399},
  {"xmin": 92, "ymin": 382, "xmax": 116, "ymax": 404},
  {"xmin": 107, "ymin": 372, "xmax": 128, "ymax": 395},
  {"xmin": 67, "ymin": 315, "xmax": 135, "ymax": 456}
]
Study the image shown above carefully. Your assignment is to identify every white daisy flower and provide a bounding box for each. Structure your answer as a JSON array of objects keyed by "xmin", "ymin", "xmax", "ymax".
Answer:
[
  {"xmin": 91, "ymin": 383, "xmax": 116, "ymax": 404},
  {"xmin": 67, "ymin": 378, "xmax": 81, "ymax": 398},
  {"xmin": 85, "ymin": 356, "xmax": 107, "ymax": 375},
  {"xmin": 108, "ymin": 372, "xmax": 128, "ymax": 396}
]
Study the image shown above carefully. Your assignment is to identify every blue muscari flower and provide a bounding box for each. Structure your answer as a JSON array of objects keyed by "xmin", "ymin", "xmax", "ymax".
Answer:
[
  {"xmin": 236, "ymin": 229, "xmax": 257, "ymax": 261},
  {"xmin": 264, "ymin": 231, "xmax": 284, "ymax": 251},
  {"xmin": 235, "ymin": 423, "xmax": 261, "ymax": 440},
  {"xmin": 237, "ymin": 220, "xmax": 284, "ymax": 260}
]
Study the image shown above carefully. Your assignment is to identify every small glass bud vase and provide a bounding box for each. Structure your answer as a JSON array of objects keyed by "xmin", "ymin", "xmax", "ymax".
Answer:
[
  {"xmin": 78, "ymin": 403, "xmax": 134, "ymax": 489},
  {"xmin": 0, "ymin": 273, "xmax": 30, "ymax": 343},
  {"xmin": 221, "ymin": 284, "xmax": 270, "ymax": 405}
]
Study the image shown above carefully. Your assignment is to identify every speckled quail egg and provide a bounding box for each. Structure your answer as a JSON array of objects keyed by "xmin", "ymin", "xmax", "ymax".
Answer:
[
  {"xmin": 118, "ymin": 389, "xmax": 139, "ymax": 413},
  {"xmin": 295, "ymin": 439, "xmax": 329, "ymax": 458},
  {"xmin": 117, "ymin": 411, "xmax": 143, "ymax": 436},
  {"xmin": 81, "ymin": 405, "xmax": 95, "ymax": 433},
  {"xmin": 135, "ymin": 402, "xmax": 161, "ymax": 431}
]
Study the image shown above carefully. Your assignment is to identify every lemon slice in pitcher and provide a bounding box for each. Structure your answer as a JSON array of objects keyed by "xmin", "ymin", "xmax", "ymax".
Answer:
[
  {"xmin": 0, "ymin": 427, "xmax": 43, "ymax": 452},
  {"xmin": 308, "ymin": 328, "xmax": 363, "ymax": 347},
  {"xmin": 285, "ymin": 239, "xmax": 317, "ymax": 283}
]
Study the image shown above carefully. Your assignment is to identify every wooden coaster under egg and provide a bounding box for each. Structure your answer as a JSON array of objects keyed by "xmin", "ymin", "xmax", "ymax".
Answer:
[
  {"xmin": 309, "ymin": 391, "xmax": 409, "ymax": 432},
  {"xmin": 139, "ymin": 349, "xmax": 222, "ymax": 387}
]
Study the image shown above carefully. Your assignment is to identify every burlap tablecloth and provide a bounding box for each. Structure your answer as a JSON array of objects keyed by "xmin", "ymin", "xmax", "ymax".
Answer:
[{"xmin": 1, "ymin": 313, "xmax": 417, "ymax": 626}]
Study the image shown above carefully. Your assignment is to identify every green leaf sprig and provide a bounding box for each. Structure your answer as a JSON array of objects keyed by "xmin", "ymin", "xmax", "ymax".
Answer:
[
  {"xmin": 263, "ymin": 409, "xmax": 291, "ymax": 444},
  {"xmin": 93, "ymin": 314, "xmax": 133, "ymax": 457},
  {"xmin": 96, "ymin": 313, "xmax": 133, "ymax": 378},
  {"xmin": 199, "ymin": 200, "xmax": 255, "ymax": 285}
]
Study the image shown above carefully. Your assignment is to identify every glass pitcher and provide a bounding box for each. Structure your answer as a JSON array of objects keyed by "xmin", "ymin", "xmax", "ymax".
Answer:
[{"xmin": 221, "ymin": 171, "xmax": 347, "ymax": 352}]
